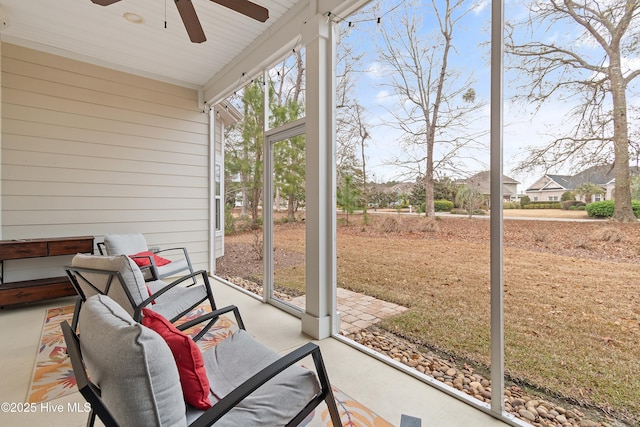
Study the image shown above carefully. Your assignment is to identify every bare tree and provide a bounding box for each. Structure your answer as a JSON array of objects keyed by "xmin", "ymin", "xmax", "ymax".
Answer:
[
  {"xmin": 355, "ymin": 102, "xmax": 371, "ymax": 217},
  {"xmin": 376, "ymin": 0, "xmax": 486, "ymax": 217},
  {"xmin": 507, "ymin": 0, "xmax": 640, "ymax": 222},
  {"xmin": 335, "ymin": 100, "xmax": 372, "ymax": 222},
  {"xmin": 335, "ymin": 24, "xmax": 373, "ymax": 219},
  {"xmin": 336, "ymin": 26, "xmax": 365, "ymax": 179}
]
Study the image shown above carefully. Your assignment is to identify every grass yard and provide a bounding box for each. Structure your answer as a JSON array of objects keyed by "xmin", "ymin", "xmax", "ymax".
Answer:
[{"xmin": 217, "ymin": 211, "xmax": 640, "ymax": 425}]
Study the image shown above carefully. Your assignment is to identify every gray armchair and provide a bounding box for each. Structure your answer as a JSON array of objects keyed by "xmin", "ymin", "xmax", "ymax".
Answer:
[
  {"xmin": 97, "ymin": 233, "xmax": 195, "ymax": 283},
  {"xmin": 61, "ymin": 294, "xmax": 342, "ymax": 427},
  {"xmin": 65, "ymin": 253, "xmax": 216, "ymax": 339}
]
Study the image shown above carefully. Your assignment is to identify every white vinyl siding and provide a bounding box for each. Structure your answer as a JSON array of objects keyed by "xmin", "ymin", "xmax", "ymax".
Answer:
[{"xmin": 1, "ymin": 43, "xmax": 210, "ymax": 281}]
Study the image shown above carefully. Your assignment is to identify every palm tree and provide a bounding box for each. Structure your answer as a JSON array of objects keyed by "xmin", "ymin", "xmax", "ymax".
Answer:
[
  {"xmin": 575, "ymin": 183, "xmax": 605, "ymax": 204},
  {"xmin": 455, "ymin": 185, "xmax": 484, "ymax": 218}
]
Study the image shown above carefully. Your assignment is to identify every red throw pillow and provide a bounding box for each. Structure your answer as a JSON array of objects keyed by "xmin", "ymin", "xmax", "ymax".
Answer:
[
  {"xmin": 144, "ymin": 284, "xmax": 156, "ymax": 305},
  {"xmin": 141, "ymin": 308, "xmax": 211, "ymax": 410},
  {"xmin": 129, "ymin": 251, "xmax": 171, "ymax": 267}
]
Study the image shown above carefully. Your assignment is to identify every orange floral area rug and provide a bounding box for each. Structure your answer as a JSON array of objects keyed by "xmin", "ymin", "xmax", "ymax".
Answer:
[
  {"xmin": 28, "ymin": 304, "xmax": 394, "ymax": 427},
  {"xmin": 27, "ymin": 303, "xmax": 237, "ymax": 404}
]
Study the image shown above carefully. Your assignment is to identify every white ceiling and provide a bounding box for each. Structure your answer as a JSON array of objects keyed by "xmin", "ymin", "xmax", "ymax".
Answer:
[{"xmin": 0, "ymin": 0, "xmax": 297, "ymax": 88}]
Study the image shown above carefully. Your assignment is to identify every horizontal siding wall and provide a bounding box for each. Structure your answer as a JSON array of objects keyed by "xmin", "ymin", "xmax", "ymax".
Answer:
[{"xmin": 1, "ymin": 43, "xmax": 210, "ymax": 281}]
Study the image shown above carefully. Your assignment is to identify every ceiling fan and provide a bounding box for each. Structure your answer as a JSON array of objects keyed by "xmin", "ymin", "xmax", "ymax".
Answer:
[{"xmin": 91, "ymin": 0, "xmax": 269, "ymax": 43}]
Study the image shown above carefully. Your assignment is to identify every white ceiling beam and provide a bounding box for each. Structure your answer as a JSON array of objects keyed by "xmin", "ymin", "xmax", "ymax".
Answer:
[{"xmin": 202, "ymin": 0, "xmax": 370, "ymax": 104}]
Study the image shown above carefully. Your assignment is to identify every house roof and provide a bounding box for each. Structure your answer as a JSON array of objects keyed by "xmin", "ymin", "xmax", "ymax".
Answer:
[
  {"xmin": 527, "ymin": 164, "xmax": 638, "ymax": 192},
  {"xmin": 0, "ymin": 0, "xmax": 357, "ymax": 97},
  {"xmin": 459, "ymin": 171, "xmax": 520, "ymax": 196}
]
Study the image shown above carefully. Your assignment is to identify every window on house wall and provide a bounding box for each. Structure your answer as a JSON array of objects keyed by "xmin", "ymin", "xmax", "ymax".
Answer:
[{"xmin": 215, "ymin": 163, "xmax": 222, "ymax": 232}]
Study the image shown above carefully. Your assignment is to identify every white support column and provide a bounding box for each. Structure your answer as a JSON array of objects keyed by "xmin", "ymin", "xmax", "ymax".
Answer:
[
  {"xmin": 301, "ymin": 15, "xmax": 337, "ymax": 339},
  {"xmin": 0, "ymin": 41, "xmax": 3, "ymax": 239},
  {"xmin": 490, "ymin": 0, "xmax": 505, "ymax": 416},
  {"xmin": 209, "ymin": 108, "xmax": 216, "ymax": 275}
]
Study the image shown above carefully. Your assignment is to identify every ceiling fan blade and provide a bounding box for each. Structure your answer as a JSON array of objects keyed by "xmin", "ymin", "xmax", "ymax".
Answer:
[
  {"xmin": 174, "ymin": 0, "xmax": 207, "ymax": 43},
  {"xmin": 210, "ymin": 0, "xmax": 269, "ymax": 22},
  {"xmin": 91, "ymin": 0, "xmax": 121, "ymax": 5}
]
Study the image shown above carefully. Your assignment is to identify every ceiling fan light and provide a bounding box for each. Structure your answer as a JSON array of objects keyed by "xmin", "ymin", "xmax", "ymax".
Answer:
[{"xmin": 123, "ymin": 12, "xmax": 144, "ymax": 24}]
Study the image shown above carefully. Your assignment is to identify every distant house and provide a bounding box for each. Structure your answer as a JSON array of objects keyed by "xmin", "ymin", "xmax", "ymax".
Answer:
[
  {"xmin": 525, "ymin": 164, "xmax": 639, "ymax": 202},
  {"xmin": 458, "ymin": 171, "xmax": 520, "ymax": 203}
]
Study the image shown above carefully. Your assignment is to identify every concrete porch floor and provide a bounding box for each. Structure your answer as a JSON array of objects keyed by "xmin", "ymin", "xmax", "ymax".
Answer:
[{"xmin": 0, "ymin": 277, "xmax": 512, "ymax": 427}]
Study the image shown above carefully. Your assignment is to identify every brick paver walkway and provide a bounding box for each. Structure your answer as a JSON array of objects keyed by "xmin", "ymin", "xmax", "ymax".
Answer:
[{"xmin": 290, "ymin": 288, "xmax": 408, "ymax": 334}]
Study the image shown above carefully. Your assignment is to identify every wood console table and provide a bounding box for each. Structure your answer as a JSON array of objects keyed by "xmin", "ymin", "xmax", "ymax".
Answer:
[{"xmin": 0, "ymin": 236, "xmax": 94, "ymax": 308}]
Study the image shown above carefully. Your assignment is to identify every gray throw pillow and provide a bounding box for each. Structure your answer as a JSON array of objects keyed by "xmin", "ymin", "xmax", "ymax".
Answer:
[
  {"xmin": 72, "ymin": 253, "xmax": 149, "ymax": 314},
  {"xmin": 79, "ymin": 294, "xmax": 187, "ymax": 427}
]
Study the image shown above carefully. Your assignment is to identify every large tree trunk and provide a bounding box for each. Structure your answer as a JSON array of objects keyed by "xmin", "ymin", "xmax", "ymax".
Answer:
[
  {"xmin": 609, "ymin": 52, "xmax": 636, "ymax": 222},
  {"xmin": 251, "ymin": 151, "xmax": 262, "ymax": 224},
  {"xmin": 424, "ymin": 143, "xmax": 435, "ymax": 217},
  {"xmin": 287, "ymin": 192, "xmax": 295, "ymax": 221},
  {"xmin": 424, "ymin": 3, "xmax": 453, "ymax": 218}
]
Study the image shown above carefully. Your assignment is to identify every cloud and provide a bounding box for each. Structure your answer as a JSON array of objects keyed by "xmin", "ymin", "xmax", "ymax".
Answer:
[
  {"xmin": 366, "ymin": 62, "xmax": 386, "ymax": 79},
  {"xmin": 375, "ymin": 89, "xmax": 395, "ymax": 105},
  {"xmin": 622, "ymin": 57, "xmax": 640, "ymax": 74},
  {"xmin": 471, "ymin": 0, "xmax": 489, "ymax": 15}
]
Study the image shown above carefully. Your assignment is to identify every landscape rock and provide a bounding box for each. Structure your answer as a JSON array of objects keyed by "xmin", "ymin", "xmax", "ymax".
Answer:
[{"xmin": 345, "ymin": 326, "xmax": 615, "ymax": 427}]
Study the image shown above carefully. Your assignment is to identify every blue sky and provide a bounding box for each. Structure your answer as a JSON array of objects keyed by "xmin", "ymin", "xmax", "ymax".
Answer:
[{"xmin": 335, "ymin": 0, "xmax": 639, "ymax": 191}]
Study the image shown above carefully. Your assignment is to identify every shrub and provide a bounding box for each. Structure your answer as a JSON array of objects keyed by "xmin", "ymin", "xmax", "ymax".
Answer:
[
  {"xmin": 434, "ymin": 199, "xmax": 454, "ymax": 212},
  {"xmin": 224, "ymin": 207, "xmax": 236, "ymax": 234},
  {"xmin": 416, "ymin": 218, "xmax": 440, "ymax": 233},
  {"xmin": 524, "ymin": 201, "xmax": 562, "ymax": 209},
  {"xmin": 586, "ymin": 200, "xmax": 640, "ymax": 218},
  {"xmin": 533, "ymin": 232, "xmax": 548, "ymax": 243},
  {"xmin": 520, "ymin": 195, "xmax": 530, "ymax": 208},
  {"xmin": 586, "ymin": 201, "xmax": 614, "ymax": 218},
  {"xmin": 561, "ymin": 191, "xmax": 575, "ymax": 202},
  {"xmin": 568, "ymin": 205, "xmax": 586, "ymax": 211},
  {"xmin": 251, "ymin": 229, "xmax": 263, "ymax": 260},
  {"xmin": 380, "ymin": 216, "xmax": 401, "ymax": 233},
  {"xmin": 450, "ymin": 208, "xmax": 468, "ymax": 215},
  {"xmin": 591, "ymin": 227, "xmax": 625, "ymax": 243},
  {"xmin": 503, "ymin": 202, "xmax": 518, "ymax": 209},
  {"xmin": 562, "ymin": 200, "xmax": 585, "ymax": 210},
  {"xmin": 234, "ymin": 215, "xmax": 257, "ymax": 232},
  {"xmin": 573, "ymin": 236, "xmax": 591, "ymax": 250}
]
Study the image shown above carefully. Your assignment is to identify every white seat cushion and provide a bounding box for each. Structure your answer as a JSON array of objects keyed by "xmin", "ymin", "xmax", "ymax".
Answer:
[
  {"xmin": 147, "ymin": 280, "xmax": 208, "ymax": 321},
  {"xmin": 186, "ymin": 330, "xmax": 320, "ymax": 426},
  {"xmin": 157, "ymin": 258, "xmax": 190, "ymax": 278}
]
